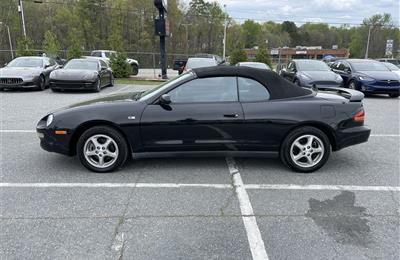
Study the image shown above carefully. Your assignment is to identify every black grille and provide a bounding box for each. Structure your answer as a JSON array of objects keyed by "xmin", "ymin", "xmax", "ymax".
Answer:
[
  {"xmin": 376, "ymin": 80, "xmax": 400, "ymax": 87},
  {"xmin": 0, "ymin": 78, "xmax": 23, "ymax": 85}
]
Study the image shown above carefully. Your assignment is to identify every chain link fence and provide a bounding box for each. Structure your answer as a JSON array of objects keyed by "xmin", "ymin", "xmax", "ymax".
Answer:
[{"xmin": 0, "ymin": 49, "xmax": 190, "ymax": 78}]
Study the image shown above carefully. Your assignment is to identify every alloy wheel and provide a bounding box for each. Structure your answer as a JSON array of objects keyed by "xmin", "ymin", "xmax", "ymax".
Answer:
[
  {"xmin": 83, "ymin": 134, "xmax": 119, "ymax": 169},
  {"xmin": 290, "ymin": 134, "xmax": 325, "ymax": 168}
]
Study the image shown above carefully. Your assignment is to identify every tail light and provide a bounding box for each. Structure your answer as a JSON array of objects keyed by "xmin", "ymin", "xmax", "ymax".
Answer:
[{"xmin": 353, "ymin": 109, "xmax": 365, "ymax": 122}]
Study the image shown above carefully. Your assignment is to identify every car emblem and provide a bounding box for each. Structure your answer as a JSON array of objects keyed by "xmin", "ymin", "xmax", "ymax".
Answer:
[{"xmin": 128, "ymin": 116, "xmax": 136, "ymax": 120}]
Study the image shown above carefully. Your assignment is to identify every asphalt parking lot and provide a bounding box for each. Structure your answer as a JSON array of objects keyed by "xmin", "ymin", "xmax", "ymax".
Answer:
[{"xmin": 0, "ymin": 85, "xmax": 399, "ymax": 260}]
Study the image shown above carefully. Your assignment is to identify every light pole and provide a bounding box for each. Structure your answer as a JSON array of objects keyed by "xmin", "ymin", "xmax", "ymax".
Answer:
[
  {"xmin": 365, "ymin": 25, "xmax": 372, "ymax": 59},
  {"xmin": 222, "ymin": 4, "xmax": 227, "ymax": 60},
  {"xmin": 16, "ymin": 0, "xmax": 27, "ymax": 38},
  {"xmin": 0, "ymin": 22, "xmax": 14, "ymax": 59}
]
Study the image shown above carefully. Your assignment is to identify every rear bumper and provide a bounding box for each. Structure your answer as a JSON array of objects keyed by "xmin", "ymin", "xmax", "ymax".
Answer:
[
  {"xmin": 335, "ymin": 126, "xmax": 371, "ymax": 150},
  {"xmin": 50, "ymin": 80, "xmax": 97, "ymax": 90}
]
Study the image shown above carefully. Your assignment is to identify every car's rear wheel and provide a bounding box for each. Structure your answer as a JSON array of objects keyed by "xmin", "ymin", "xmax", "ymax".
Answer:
[
  {"xmin": 131, "ymin": 64, "xmax": 139, "ymax": 76},
  {"xmin": 389, "ymin": 93, "xmax": 399, "ymax": 98},
  {"xmin": 37, "ymin": 75, "xmax": 46, "ymax": 91},
  {"xmin": 77, "ymin": 126, "xmax": 129, "ymax": 173},
  {"xmin": 280, "ymin": 126, "xmax": 330, "ymax": 173},
  {"xmin": 109, "ymin": 74, "xmax": 114, "ymax": 86}
]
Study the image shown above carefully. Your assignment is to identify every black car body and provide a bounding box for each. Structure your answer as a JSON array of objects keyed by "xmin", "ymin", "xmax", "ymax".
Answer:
[
  {"xmin": 37, "ymin": 66, "xmax": 370, "ymax": 173},
  {"xmin": 49, "ymin": 58, "xmax": 113, "ymax": 92},
  {"xmin": 331, "ymin": 59, "xmax": 400, "ymax": 97},
  {"xmin": 280, "ymin": 59, "xmax": 343, "ymax": 88},
  {"xmin": 0, "ymin": 56, "xmax": 59, "ymax": 91}
]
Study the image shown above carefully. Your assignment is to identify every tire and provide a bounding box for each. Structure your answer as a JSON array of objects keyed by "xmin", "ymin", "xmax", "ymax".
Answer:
[
  {"xmin": 348, "ymin": 80, "xmax": 357, "ymax": 90},
  {"xmin": 51, "ymin": 88, "xmax": 59, "ymax": 92},
  {"xmin": 280, "ymin": 126, "xmax": 331, "ymax": 173},
  {"xmin": 37, "ymin": 75, "xmax": 46, "ymax": 91},
  {"xmin": 131, "ymin": 64, "xmax": 139, "ymax": 76},
  {"xmin": 389, "ymin": 93, "xmax": 399, "ymax": 98},
  {"xmin": 109, "ymin": 74, "xmax": 114, "ymax": 87},
  {"xmin": 76, "ymin": 126, "xmax": 129, "ymax": 173},
  {"xmin": 94, "ymin": 77, "xmax": 101, "ymax": 92}
]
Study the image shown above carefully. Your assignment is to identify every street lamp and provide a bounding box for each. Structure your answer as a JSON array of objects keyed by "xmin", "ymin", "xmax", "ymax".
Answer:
[
  {"xmin": 0, "ymin": 22, "xmax": 14, "ymax": 59},
  {"xmin": 223, "ymin": 4, "xmax": 228, "ymax": 60}
]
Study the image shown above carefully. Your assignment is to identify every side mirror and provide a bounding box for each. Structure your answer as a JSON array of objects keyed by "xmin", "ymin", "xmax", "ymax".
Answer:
[
  {"xmin": 159, "ymin": 94, "xmax": 171, "ymax": 105},
  {"xmin": 344, "ymin": 68, "xmax": 351, "ymax": 74}
]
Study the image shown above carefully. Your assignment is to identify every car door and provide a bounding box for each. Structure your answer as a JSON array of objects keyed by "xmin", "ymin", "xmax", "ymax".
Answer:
[
  {"xmin": 237, "ymin": 77, "xmax": 284, "ymax": 151},
  {"xmin": 140, "ymin": 76, "xmax": 245, "ymax": 152},
  {"xmin": 284, "ymin": 61, "xmax": 297, "ymax": 81}
]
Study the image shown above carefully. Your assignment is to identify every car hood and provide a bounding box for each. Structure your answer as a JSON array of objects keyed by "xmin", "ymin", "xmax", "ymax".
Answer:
[
  {"xmin": 355, "ymin": 71, "xmax": 399, "ymax": 81},
  {"xmin": 66, "ymin": 92, "xmax": 142, "ymax": 109},
  {"xmin": 50, "ymin": 69, "xmax": 98, "ymax": 81},
  {"xmin": 0, "ymin": 67, "xmax": 43, "ymax": 78},
  {"xmin": 300, "ymin": 71, "xmax": 340, "ymax": 81}
]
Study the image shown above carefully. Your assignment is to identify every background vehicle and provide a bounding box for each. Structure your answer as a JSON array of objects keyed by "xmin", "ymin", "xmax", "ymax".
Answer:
[
  {"xmin": 90, "ymin": 50, "xmax": 139, "ymax": 76},
  {"xmin": 182, "ymin": 57, "xmax": 218, "ymax": 73},
  {"xmin": 237, "ymin": 62, "xmax": 271, "ymax": 70},
  {"xmin": 331, "ymin": 59, "xmax": 400, "ymax": 98},
  {"xmin": 280, "ymin": 59, "xmax": 343, "ymax": 88},
  {"xmin": 37, "ymin": 66, "xmax": 370, "ymax": 173},
  {"xmin": 49, "ymin": 58, "xmax": 113, "ymax": 92},
  {"xmin": 0, "ymin": 56, "xmax": 59, "ymax": 91},
  {"xmin": 376, "ymin": 58, "xmax": 400, "ymax": 68},
  {"xmin": 381, "ymin": 62, "xmax": 400, "ymax": 78}
]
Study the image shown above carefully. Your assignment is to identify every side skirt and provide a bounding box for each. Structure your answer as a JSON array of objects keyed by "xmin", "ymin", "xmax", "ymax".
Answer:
[{"xmin": 131, "ymin": 151, "xmax": 279, "ymax": 159}]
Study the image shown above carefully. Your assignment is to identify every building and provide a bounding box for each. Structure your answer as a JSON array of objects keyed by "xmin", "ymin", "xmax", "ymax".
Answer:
[{"xmin": 244, "ymin": 46, "xmax": 350, "ymax": 63}]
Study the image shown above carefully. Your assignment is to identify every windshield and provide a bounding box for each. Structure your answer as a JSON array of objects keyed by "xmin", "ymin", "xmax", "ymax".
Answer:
[
  {"xmin": 296, "ymin": 60, "xmax": 330, "ymax": 71},
  {"xmin": 64, "ymin": 60, "xmax": 98, "ymax": 70},
  {"xmin": 186, "ymin": 58, "xmax": 217, "ymax": 69},
  {"xmin": 139, "ymin": 72, "xmax": 193, "ymax": 101},
  {"xmin": 383, "ymin": 62, "xmax": 400, "ymax": 71},
  {"xmin": 351, "ymin": 62, "xmax": 389, "ymax": 72},
  {"xmin": 7, "ymin": 58, "xmax": 43, "ymax": 68},
  {"xmin": 240, "ymin": 63, "xmax": 270, "ymax": 70}
]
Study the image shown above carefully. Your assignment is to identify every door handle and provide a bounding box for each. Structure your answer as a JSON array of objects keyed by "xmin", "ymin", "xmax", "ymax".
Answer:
[{"xmin": 223, "ymin": 114, "xmax": 239, "ymax": 118}]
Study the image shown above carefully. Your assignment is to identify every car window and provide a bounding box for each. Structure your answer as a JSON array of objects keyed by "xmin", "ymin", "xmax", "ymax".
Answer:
[
  {"xmin": 99, "ymin": 60, "xmax": 108, "ymax": 68},
  {"xmin": 336, "ymin": 62, "xmax": 345, "ymax": 71},
  {"xmin": 44, "ymin": 59, "xmax": 51, "ymax": 67},
  {"xmin": 91, "ymin": 51, "xmax": 102, "ymax": 57},
  {"xmin": 49, "ymin": 58, "xmax": 56, "ymax": 66},
  {"xmin": 168, "ymin": 77, "xmax": 238, "ymax": 103},
  {"xmin": 238, "ymin": 77, "xmax": 270, "ymax": 102}
]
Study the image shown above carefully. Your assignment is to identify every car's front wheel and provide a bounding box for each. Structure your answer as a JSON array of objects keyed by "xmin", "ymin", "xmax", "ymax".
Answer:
[
  {"xmin": 348, "ymin": 80, "xmax": 358, "ymax": 90},
  {"xmin": 94, "ymin": 77, "xmax": 101, "ymax": 92},
  {"xmin": 389, "ymin": 93, "xmax": 399, "ymax": 98},
  {"xmin": 37, "ymin": 75, "xmax": 46, "ymax": 91},
  {"xmin": 77, "ymin": 126, "xmax": 129, "ymax": 173},
  {"xmin": 280, "ymin": 126, "xmax": 331, "ymax": 173},
  {"xmin": 131, "ymin": 64, "xmax": 139, "ymax": 76}
]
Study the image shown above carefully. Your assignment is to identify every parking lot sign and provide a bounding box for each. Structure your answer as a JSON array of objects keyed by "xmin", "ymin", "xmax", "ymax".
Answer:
[{"xmin": 385, "ymin": 39, "xmax": 393, "ymax": 57}]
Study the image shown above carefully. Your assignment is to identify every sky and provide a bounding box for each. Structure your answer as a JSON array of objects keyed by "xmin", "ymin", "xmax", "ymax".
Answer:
[{"xmin": 182, "ymin": 0, "xmax": 400, "ymax": 27}]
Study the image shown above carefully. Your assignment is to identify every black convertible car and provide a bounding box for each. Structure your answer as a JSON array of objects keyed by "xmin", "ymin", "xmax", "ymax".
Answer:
[
  {"xmin": 37, "ymin": 66, "xmax": 370, "ymax": 173},
  {"xmin": 49, "ymin": 58, "xmax": 113, "ymax": 92}
]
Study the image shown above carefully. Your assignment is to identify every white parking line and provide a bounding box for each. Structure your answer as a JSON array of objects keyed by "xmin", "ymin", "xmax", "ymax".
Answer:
[
  {"xmin": 226, "ymin": 157, "xmax": 269, "ymax": 260},
  {"xmin": 0, "ymin": 182, "xmax": 399, "ymax": 191},
  {"xmin": 0, "ymin": 130, "xmax": 36, "ymax": 133}
]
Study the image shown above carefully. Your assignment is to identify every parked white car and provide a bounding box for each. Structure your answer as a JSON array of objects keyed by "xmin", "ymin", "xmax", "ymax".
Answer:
[{"xmin": 90, "ymin": 50, "xmax": 139, "ymax": 75}]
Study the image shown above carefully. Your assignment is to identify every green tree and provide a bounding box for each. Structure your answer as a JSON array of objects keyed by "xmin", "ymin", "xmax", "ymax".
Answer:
[
  {"xmin": 110, "ymin": 52, "xmax": 130, "ymax": 78},
  {"xmin": 254, "ymin": 47, "xmax": 272, "ymax": 68},
  {"xmin": 229, "ymin": 49, "xmax": 247, "ymax": 65},
  {"xmin": 42, "ymin": 30, "xmax": 60, "ymax": 58},
  {"xmin": 67, "ymin": 28, "xmax": 82, "ymax": 60},
  {"xmin": 16, "ymin": 37, "xmax": 35, "ymax": 57},
  {"xmin": 242, "ymin": 20, "xmax": 261, "ymax": 48}
]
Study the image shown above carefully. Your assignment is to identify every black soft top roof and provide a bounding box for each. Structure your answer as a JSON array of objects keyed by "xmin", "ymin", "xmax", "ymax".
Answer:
[{"xmin": 192, "ymin": 66, "xmax": 312, "ymax": 100}]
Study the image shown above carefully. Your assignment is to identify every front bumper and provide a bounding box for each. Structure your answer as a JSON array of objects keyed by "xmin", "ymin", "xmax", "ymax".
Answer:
[
  {"xmin": 335, "ymin": 126, "xmax": 371, "ymax": 150},
  {"xmin": 303, "ymin": 81, "xmax": 342, "ymax": 89},
  {"xmin": 359, "ymin": 81, "xmax": 400, "ymax": 95},
  {"xmin": 50, "ymin": 80, "xmax": 97, "ymax": 90},
  {"xmin": 36, "ymin": 117, "xmax": 72, "ymax": 156},
  {"xmin": 0, "ymin": 79, "xmax": 39, "ymax": 89}
]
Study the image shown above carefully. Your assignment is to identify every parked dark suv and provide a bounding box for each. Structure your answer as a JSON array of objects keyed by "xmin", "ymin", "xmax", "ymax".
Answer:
[{"xmin": 331, "ymin": 59, "xmax": 400, "ymax": 98}]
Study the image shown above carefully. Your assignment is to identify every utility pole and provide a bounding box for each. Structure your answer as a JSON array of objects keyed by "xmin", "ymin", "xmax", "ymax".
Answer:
[
  {"xmin": 365, "ymin": 25, "xmax": 372, "ymax": 59},
  {"xmin": 16, "ymin": 0, "xmax": 27, "ymax": 38},
  {"xmin": 0, "ymin": 22, "xmax": 14, "ymax": 59},
  {"xmin": 222, "ymin": 4, "xmax": 227, "ymax": 60}
]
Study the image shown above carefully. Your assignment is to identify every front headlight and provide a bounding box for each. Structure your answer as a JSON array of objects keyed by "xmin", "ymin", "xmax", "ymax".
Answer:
[
  {"xmin": 359, "ymin": 76, "xmax": 374, "ymax": 82},
  {"xmin": 46, "ymin": 114, "xmax": 54, "ymax": 127},
  {"xmin": 83, "ymin": 72, "xmax": 97, "ymax": 81},
  {"xmin": 300, "ymin": 74, "xmax": 311, "ymax": 81}
]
